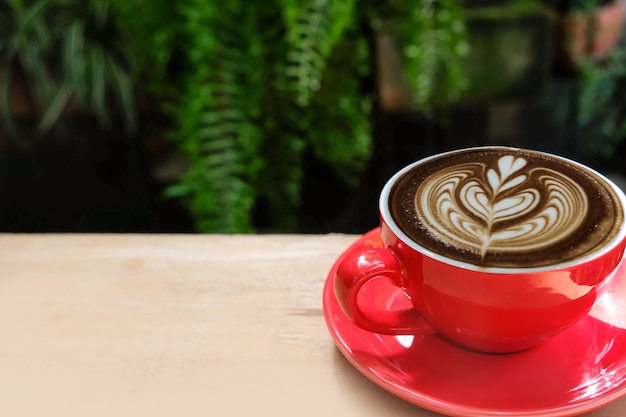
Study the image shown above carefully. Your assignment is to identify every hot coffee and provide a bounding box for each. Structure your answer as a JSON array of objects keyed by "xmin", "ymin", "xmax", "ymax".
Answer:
[{"xmin": 389, "ymin": 147, "xmax": 624, "ymax": 268}]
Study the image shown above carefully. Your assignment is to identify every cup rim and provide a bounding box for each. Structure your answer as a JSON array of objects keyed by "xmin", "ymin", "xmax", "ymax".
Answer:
[{"xmin": 379, "ymin": 146, "xmax": 626, "ymax": 274}]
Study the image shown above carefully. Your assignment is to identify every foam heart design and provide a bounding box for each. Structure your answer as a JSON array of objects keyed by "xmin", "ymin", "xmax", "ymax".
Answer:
[{"xmin": 416, "ymin": 155, "xmax": 588, "ymax": 259}]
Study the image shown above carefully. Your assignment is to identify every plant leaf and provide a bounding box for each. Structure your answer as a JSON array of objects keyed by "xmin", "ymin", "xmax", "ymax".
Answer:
[
  {"xmin": 88, "ymin": 45, "xmax": 107, "ymax": 123},
  {"xmin": 283, "ymin": 0, "xmax": 357, "ymax": 106},
  {"xmin": 37, "ymin": 85, "xmax": 71, "ymax": 134},
  {"xmin": 63, "ymin": 21, "xmax": 86, "ymax": 102}
]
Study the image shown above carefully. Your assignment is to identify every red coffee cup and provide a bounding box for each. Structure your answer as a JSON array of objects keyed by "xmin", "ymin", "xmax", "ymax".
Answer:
[{"xmin": 334, "ymin": 147, "xmax": 626, "ymax": 353}]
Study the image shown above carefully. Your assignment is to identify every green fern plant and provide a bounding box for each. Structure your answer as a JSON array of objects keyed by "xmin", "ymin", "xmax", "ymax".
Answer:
[
  {"xmin": 163, "ymin": 1, "xmax": 265, "ymax": 233},
  {"xmin": 305, "ymin": 33, "xmax": 372, "ymax": 186},
  {"xmin": 157, "ymin": 0, "xmax": 368, "ymax": 232},
  {"xmin": 107, "ymin": 0, "xmax": 175, "ymax": 96},
  {"xmin": 389, "ymin": 0, "xmax": 470, "ymax": 107},
  {"xmin": 576, "ymin": 46, "xmax": 626, "ymax": 157},
  {"xmin": 282, "ymin": 0, "xmax": 358, "ymax": 106},
  {"xmin": 264, "ymin": 0, "xmax": 368, "ymax": 229},
  {"xmin": 112, "ymin": 0, "xmax": 470, "ymax": 233}
]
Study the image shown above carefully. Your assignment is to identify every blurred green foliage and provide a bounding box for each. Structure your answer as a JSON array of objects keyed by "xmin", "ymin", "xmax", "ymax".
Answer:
[
  {"xmin": 0, "ymin": 0, "xmax": 135, "ymax": 136},
  {"xmin": 4, "ymin": 0, "xmax": 625, "ymax": 232},
  {"xmin": 5, "ymin": 0, "xmax": 626, "ymax": 233},
  {"xmin": 576, "ymin": 47, "xmax": 626, "ymax": 157},
  {"xmin": 105, "ymin": 0, "xmax": 469, "ymax": 233}
]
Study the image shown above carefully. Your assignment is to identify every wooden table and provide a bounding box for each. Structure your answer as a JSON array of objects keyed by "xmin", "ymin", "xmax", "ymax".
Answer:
[{"xmin": 0, "ymin": 234, "xmax": 623, "ymax": 417}]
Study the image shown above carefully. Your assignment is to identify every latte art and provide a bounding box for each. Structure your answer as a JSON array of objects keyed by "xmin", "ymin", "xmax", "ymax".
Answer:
[
  {"xmin": 389, "ymin": 148, "xmax": 624, "ymax": 268},
  {"xmin": 417, "ymin": 155, "xmax": 587, "ymax": 259}
]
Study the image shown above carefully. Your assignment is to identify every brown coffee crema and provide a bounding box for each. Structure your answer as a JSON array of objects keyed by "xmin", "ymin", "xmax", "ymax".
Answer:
[{"xmin": 389, "ymin": 148, "xmax": 624, "ymax": 268}]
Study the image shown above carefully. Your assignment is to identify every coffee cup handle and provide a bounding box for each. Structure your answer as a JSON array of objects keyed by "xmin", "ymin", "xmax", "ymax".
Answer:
[{"xmin": 334, "ymin": 247, "xmax": 434, "ymax": 335}]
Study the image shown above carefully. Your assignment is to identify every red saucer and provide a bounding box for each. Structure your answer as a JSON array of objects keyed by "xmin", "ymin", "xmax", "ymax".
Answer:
[{"xmin": 323, "ymin": 228, "xmax": 626, "ymax": 417}]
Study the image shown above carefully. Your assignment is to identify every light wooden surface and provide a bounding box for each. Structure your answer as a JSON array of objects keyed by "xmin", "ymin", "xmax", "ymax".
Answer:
[{"xmin": 0, "ymin": 233, "xmax": 623, "ymax": 417}]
